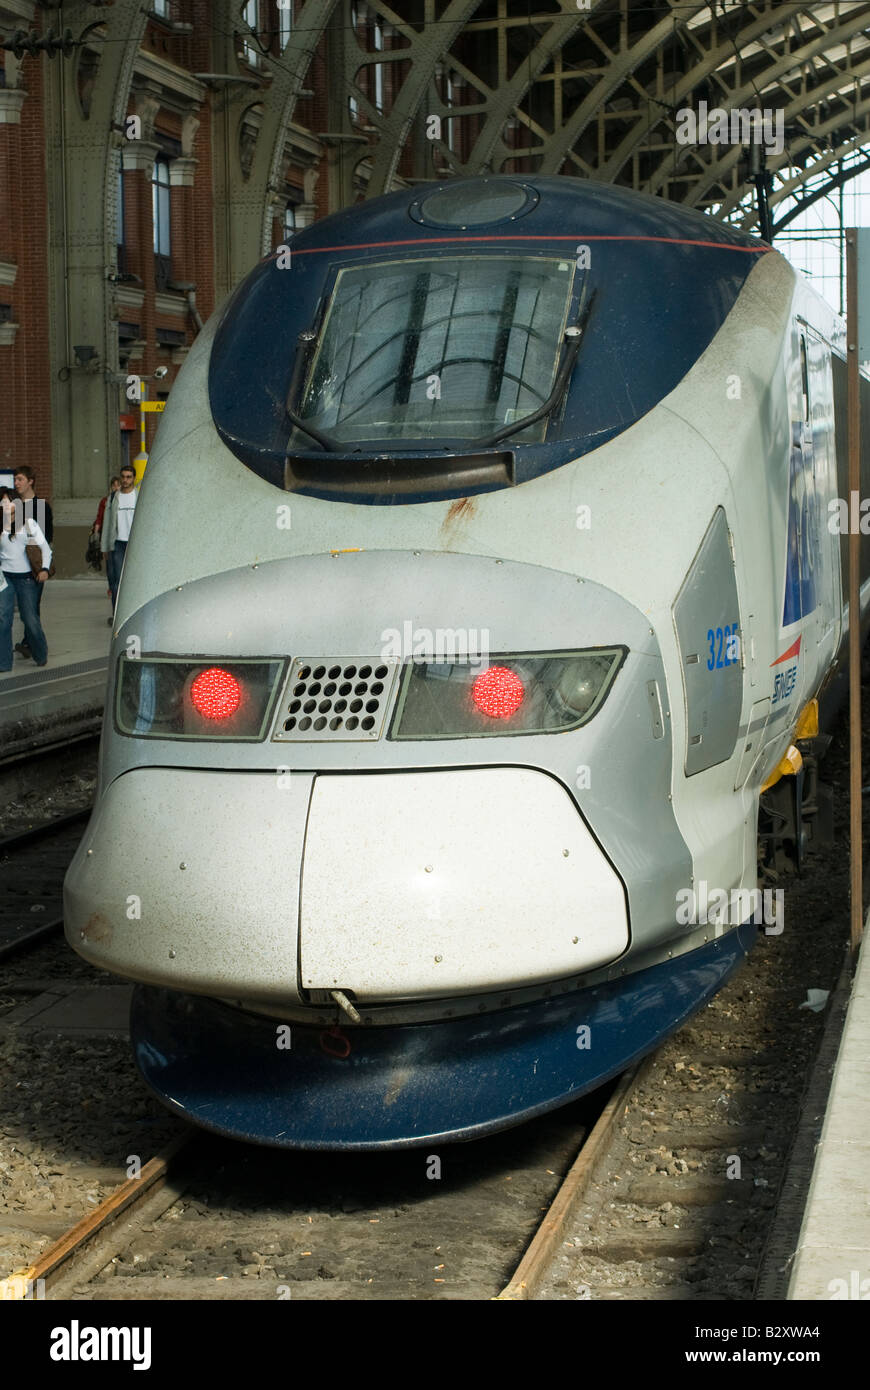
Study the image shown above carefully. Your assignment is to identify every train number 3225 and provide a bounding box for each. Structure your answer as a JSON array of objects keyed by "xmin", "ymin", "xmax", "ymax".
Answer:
[{"xmin": 706, "ymin": 623, "xmax": 739, "ymax": 671}]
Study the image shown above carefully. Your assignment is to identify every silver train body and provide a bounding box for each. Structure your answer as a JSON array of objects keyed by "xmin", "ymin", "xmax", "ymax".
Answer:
[{"xmin": 64, "ymin": 177, "xmax": 869, "ymax": 1148}]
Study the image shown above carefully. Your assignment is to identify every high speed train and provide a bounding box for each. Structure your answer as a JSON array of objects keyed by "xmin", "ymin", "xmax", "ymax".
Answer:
[{"xmin": 64, "ymin": 175, "xmax": 869, "ymax": 1149}]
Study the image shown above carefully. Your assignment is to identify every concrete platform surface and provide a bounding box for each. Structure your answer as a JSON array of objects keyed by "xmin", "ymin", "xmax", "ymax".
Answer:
[
  {"xmin": 0, "ymin": 576, "xmax": 111, "ymax": 675},
  {"xmin": 0, "ymin": 578, "xmax": 111, "ymax": 750},
  {"xmin": 0, "ymin": 984, "xmax": 133, "ymax": 1039},
  {"xmin": 788, "ymin": 935, "xmax": 870, "ymax": 1300}
]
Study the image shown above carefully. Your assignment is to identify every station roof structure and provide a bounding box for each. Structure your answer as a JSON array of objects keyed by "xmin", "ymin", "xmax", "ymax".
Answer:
[
  {"xmin": 269, "ymin": 0, "xmax": 870, "ymax": 234},
  {"xmin": 6, "ymin": 0, "xmax": 869, "ymax": 501}
]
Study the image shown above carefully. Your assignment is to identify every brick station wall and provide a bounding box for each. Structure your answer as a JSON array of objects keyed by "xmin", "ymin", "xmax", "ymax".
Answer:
[
  {"xmin": 0, "ymin": 42, "xmax": 52, "ymax": 499},
  {"xmin": 0, "ymin": 0, "xmax": 350, "ymax": 576}
]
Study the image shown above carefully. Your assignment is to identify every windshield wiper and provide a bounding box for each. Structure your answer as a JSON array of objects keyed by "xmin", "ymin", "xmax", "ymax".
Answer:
[
  {"xmin": 474, "ymin": 288, "xmax": 597, "ymax": 449},
  {"xmin": 285, "ymin": 327, "xmax": 339, "ymax": 452}
]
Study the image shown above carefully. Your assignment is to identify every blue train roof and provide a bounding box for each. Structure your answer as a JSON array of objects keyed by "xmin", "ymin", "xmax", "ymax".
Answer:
[
  {"xmin": 209, "ymin": 176, "xmax": 770, "ymax": 503},
  {"xmin": 291, "ymin": 174, "xmax": 764, "ymax": 257}
]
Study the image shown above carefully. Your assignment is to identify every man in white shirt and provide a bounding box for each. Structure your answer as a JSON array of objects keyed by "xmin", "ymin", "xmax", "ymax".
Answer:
[{"xmin": 101, "ymin": 465, "xmax": 138, "ymax": 612}]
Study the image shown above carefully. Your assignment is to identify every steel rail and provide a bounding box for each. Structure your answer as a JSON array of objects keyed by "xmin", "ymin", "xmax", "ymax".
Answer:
[
  {"xmin": 497, "ymin": 1058, "xmax": 652, "ymax": 1301},
  {"xmin": 0, "ymin": 915, "xmax": 64, "ymax": 963},
  {"xmin": 0, "ymin": 1057, "xmax": 655, "ymax": 1301},
  {"xmin": 0, "ymin": 807, "xmax": 90, "ymax": 855},
  {"xmin": 0, "ymin": 1133, "xmax": 192, "ymax": 1301},
  {"xmin": 0, "ymin": 807, "xmax": 92, "ymax": 959}
]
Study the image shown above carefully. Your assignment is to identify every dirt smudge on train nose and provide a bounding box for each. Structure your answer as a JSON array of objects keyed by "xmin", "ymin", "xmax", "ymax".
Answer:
[
  {"xmin": 384, "ymin": 1068, "xmax": 411, "ymax": 1106},
  {"xmin": 442, "ymin": 496, "xmax": 477, "ymax": 544},
  {"xmin": 81, "ymin": 912, "xmax": 113, "ymax": 945}
]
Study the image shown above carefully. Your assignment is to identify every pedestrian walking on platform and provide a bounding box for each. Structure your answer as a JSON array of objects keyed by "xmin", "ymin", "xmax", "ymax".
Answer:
[
  {"xmin": 13, "ymin": 467, "xmax": 53, "ymax": 550},
  {"xmin": 92, "ymin": 476, "xmax": 120, "ymax": 543},
  {"xmin": 101, "ymin": 465, "xmax": 138, "ymax": 612},
  {"xmin": 13, "ymin": 465, "xmax": 53, "ymax": 657},
  {"xmin": 0, "ymin": 488, "xmax": 52, "ymax": 672},
  {"xmin": 92, "ymin": 476, "xmax": 120, "ymax": 619}
]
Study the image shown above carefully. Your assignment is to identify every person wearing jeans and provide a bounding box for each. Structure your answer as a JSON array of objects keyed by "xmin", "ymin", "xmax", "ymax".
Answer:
[
  {"xmin": 110, "ymin": 539, "xmax": 128, "ymax": 607},
  {"xmin": 0, "ymin": 490, "xmax": 51, "ymax": 672},
  {"xmin": 12, "ymin": 466, "xmax": 53, "ymax": 657},
  {"xmin": 105, "ymin": 543, "xmax": 123, "ymax": 612},
  {"xmin": 93, "ymin": 476, "xmax": 120, "ymax": 623},
  {"xmin": 101, "ymin": 465, "xmax": 138, "ymax": 613}
]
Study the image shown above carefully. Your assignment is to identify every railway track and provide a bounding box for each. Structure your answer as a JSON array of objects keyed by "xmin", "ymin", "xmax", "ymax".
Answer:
[
  {"xmin": 0, "ymin": 854, "xmax": 852, "ymax": 1303},
  {"xmin": 0, "ymin": 1071, "xmax": 642, "ymax": 1302},
  {"xmin": 0, "ymin": 809, "xmax": 90, "ymax": 961},
  {"xmin": 0, "ymin": 683, "xmax": 859, "ymax": 1303},
  {"xmin": 0, "ymin": 728, "xmax": 97, "ymax": 959},
  {"xmin": 0, "ymin": 784, "xmax": 853, "ymax": 1303},
  {"xmin": 534, "ymin": 909, "xmax": 853, "ymax": 1300},
  {"xmin": 5, "ymin": 811, "xmax": 847, "ymax": 1305}
]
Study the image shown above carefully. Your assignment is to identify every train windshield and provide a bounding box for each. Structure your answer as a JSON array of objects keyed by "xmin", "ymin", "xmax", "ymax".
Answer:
[{"xmin": 291, "ymin": 256, "xmax": 576, "ymax": 446}]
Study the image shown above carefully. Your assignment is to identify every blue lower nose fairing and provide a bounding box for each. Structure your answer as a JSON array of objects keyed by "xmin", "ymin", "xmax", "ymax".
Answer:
[{"xmin": 131, "ymin": 924, "xmax": 755, "ymax": 1150}]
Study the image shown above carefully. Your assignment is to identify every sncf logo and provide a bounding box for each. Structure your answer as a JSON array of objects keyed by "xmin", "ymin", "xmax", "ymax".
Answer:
[
  {"xmin": 772, "ymin": 663, "xmax": 798, "ymax": 706},
  {"xmin": 771, "ymin": 636, "xmax": 800, "ymax": 706}
]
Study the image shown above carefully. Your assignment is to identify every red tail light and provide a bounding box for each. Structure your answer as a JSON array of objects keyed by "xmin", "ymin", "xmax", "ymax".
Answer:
[
  {"xmin": 471, "ymin": 665, "xmax": 525, "ymax": 719},
  {"xmin": 391, "ymin": 649, "xmax": 625, "ymax": 741},
  {"xmin": 190, "ymin": 667, "xmax": 242, "ymax": 720}
]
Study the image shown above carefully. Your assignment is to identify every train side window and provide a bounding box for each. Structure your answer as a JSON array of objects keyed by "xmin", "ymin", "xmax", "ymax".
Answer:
[{"xmin": 800, "ymin": 333, "xmax": 810, "ymax": 421}]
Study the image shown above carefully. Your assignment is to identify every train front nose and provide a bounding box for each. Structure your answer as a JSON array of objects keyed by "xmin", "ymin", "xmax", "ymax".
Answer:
[
  {"xmin": 63, "ymin": 761, "xmax": 628, "ymax": 1005},
  {"xmin": 64, "ymin": 549, "xmax": 690, "ymax": 1008},
  {"xmin": 63, "ymin": 550, "xmax": 701, "ymax": 1145}
]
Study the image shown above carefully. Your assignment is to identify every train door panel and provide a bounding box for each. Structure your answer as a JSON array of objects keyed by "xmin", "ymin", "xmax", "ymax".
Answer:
[
  {"xmin": 805, "ymin": 328, "xmax": 842, "ymax": 659},
  {"xmin": 784, "ymin": 325, "xmax": 840, "ymax": 673},
  {"xmin": 782, "ymin": 329, "xmax": 817, "ymax": 636}
]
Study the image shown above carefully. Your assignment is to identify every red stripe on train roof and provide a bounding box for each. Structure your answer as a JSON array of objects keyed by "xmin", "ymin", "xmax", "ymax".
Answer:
[{"xmin": 264, "ymin": 234, "xmax": 772, "ymax": 261}]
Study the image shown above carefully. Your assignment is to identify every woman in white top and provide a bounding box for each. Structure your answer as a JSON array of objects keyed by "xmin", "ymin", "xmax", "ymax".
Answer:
[{"xmin": 0, "ymin": 488, "xmax": 52, "ymax": 671}]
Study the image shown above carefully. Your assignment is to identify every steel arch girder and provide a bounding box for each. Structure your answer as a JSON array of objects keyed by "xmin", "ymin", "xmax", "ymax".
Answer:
[
  {"xmin": 55, "ymin": 0, "xmax": 151, "ymax": 328},
  {"xmin": 210, "ymin": 0, "xmax": 341, "ymax": 280},
  {"xmin": 363, "ymin": 0, "xmax": 485, "ymax": 198},
  {"xmin": 771, "ymin": 153, "xmax": 870, "ymax": 234},
  {"xmin": 687, "ymin": 49, "xmax": 870, "ymax": 217},
  {"xmin": 732, "ymin": 120, "xmax": 870, "ymax": 232},
  {"xmin": 457, "ymin": 3, "xmax": 586, "ymax": 177},
  {"xmin": 536, "ymin": 0, "xmax": 712, "ymax": 177},
  {"xmin": 733, "ymin": 131, "xmax": 870, "ymax": 230},
  {"xmin": 262, "ymin": 0, "xmax": 343, "ymax": 238},
  {"xmin": 597, "ymin": 1, "xmax": 811, "ymax": 188}
]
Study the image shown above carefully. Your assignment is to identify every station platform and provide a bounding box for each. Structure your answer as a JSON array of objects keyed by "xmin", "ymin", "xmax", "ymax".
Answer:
[
  {"xmin": 0, "ymin": 578, "xmax": 112, "ymax": 758},
  {"xmin": 788, "ymin": 934, "xmax": 870, "ymax": 1300}
]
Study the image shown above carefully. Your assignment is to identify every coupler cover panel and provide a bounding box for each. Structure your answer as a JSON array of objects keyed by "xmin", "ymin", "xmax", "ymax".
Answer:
[{"xmin": 299, "ymin": 767, "xmax": 628, "ymax": 999}]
